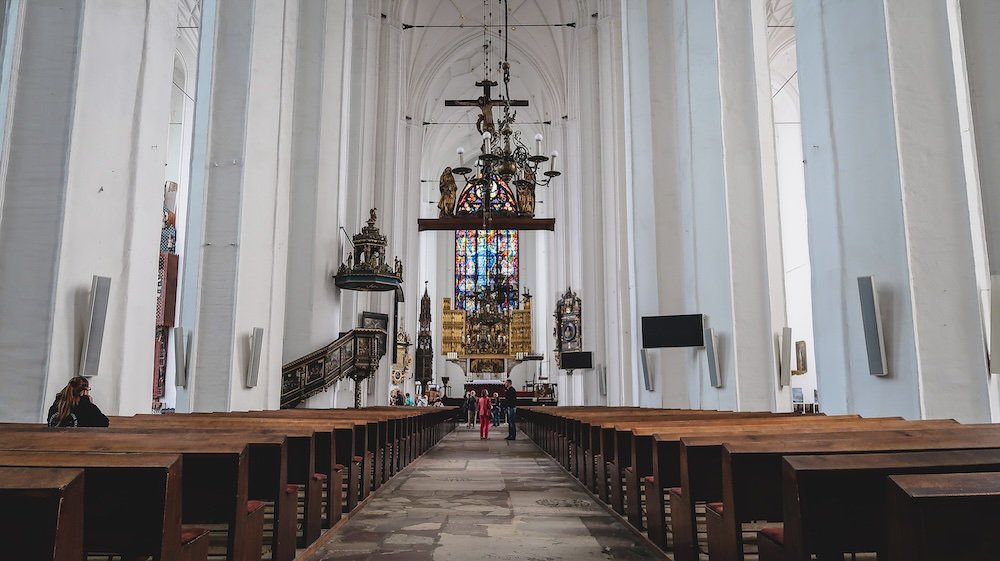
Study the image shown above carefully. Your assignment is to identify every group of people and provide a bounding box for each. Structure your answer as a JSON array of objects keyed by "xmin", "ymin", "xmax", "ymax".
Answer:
[
  {"xmin": 389, "ymin": 388, "xmax": 444, "ymax": 407},
  {"xmin": 463, "ymin": 379, "xmax": 518, "ymax": 440}
]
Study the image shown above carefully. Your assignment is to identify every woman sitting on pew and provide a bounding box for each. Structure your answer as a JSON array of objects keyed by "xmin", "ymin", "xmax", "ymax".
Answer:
[{"xmin": 46, "ymin": 376, "xmax": 109, "ymax": 428}]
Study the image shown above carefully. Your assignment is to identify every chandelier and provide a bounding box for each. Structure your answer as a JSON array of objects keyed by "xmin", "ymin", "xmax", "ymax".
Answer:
[
  {"xmin": 462, "ymin": 271, "xmax": 517, "ymax": 355},
  {"xmin": 425, "ymin": 0, "xmax": 560, "ymax": 231}
]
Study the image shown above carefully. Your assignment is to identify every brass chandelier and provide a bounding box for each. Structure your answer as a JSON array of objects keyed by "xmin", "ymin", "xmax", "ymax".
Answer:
[{"xmin": 429, "ymin": 0, "xmax": 561, "ymax": 230}]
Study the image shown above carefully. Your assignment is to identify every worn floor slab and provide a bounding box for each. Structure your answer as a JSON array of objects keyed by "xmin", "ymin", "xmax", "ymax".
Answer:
[{"xmin": 305, "ymin": 426, "xmax": 664, "ymax": 561}]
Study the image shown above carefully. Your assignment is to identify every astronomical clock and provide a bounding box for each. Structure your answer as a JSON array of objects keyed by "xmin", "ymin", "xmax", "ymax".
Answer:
[{"xmin": 553, "ymin": 287, "xmax": 582, "ymax": 366}]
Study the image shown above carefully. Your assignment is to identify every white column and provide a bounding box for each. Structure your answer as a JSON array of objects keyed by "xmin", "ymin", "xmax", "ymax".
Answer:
[
  {"xmin": 795, "ymin": 0, "xmax": 989, "ymax": 421},
  {"xmin": 184, "ymin": 0, "xmax": 294, "ymax": 412},
  {"xmin": 0, "ymin": 1, "xmax": 87, "ymax": 421},
  {"xmin": 230, "ymin": 0, "xmax": 295, "ymax": 411},
  {"xmin": 956, "ymin": 0, "xmax": 1000, "ymax": 419},
  {"xmin": 0, "ymin": 1, "xmax": 177, "ymax": 420},
  {"xmin": 595, "ymin": 1, "xmax": 633, "ymax": 406},
  {"xmin": 283, "ymin": 0, "xmax": 353, "ymax": 391},
  {"xmin": 960, "ymin": 1, "xmax": 1000, "ymax": 277},
  {"xmin": 676, "ymin": 0, "xmax": 781, "ymax": 411},
  {"xmin": 622, "ymin": 0, "xmax": 661, "ymax": 408}
]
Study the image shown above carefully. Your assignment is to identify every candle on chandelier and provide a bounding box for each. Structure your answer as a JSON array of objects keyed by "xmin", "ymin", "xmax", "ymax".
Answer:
[
  {"xmin": 482, "ymin": 131, "xmax": 492, "ymax": 154},
  {"xmin": 457, "ymin": 146, "xmax": 465, "ymax": 168},
  {"xmin": 534, "ymin": 133, "xmax": 543, "ymax": 156},
  {"xmin": 550, "ymin": 150, "xmax": 558, "ymax": 172}
]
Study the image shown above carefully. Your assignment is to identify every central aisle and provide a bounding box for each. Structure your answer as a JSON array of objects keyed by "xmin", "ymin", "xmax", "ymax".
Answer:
[{"xmin": 306, "ymin": 425, "xmax": 663, "ymax": 561}]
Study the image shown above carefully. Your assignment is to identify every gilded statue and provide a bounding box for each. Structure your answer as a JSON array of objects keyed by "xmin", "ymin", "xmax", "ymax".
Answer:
[
  {"xmin": 517, "ymin": 168, "xmax": 536, "ymax": 216},
  {"xmin": 438, "ymin": 167, "xmax": 457, "ymax": 217}
]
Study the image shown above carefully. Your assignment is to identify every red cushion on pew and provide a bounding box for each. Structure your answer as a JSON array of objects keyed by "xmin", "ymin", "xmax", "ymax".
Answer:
[
  {"xmin": 707, "ymin": 502, "xmax": 724, "ymax": 515},
  {"xmin": 286, "ymin": 484, "xmax": 300, "ymax": 494},
  {"xmin": 180, "ymin": 527, "xmax": 209, "ymax": 545},
  {"xmin": 644, "ymin": 476, "xmax": 655, "ymax": 484},
  {"xmin": 334, "ymin": 464, "xmax": 345, "ymax": 471},
  {"xmin": 247, "ymin": 500, "xmax": 266, "ymax": 514},
  {"xmin": 312, "ymin": 473, "xmax": 328, "ymax": 481},
  {"xmin": 353, "ymin": 455, "xmax": 363, "ymax": 463},
  {"xmin": 668, "ymin": 487, "xmax": 682, "ymax": 496},
  {"xmin": 759, "ymin": 526, "xmax": 784, "ymax": 545}
]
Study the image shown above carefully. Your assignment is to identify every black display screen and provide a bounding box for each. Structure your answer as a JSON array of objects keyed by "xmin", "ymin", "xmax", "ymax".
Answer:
[
  {"xmin": 560, "ymin": 351, "xmax": 593, "ymax": 370},
  {"xmin": 641, "ymin": 314, "xmax": 705, "ymax": 348}
]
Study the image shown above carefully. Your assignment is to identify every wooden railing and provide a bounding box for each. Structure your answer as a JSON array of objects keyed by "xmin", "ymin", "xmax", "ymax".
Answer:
[{"xmin": 281, "ymin": 328, "xmax": 386, "ymax": 409}]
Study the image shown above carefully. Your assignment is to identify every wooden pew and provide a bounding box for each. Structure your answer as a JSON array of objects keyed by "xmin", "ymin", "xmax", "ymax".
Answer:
[
  {"xmin": 0, "ymin": 432, "xmax": 254, "ymax": 561},
  {"xmin": 184, "ymin": 407, "xmax": 454, "ymax": 516},
  {"xmin": 886, "ymin": 471, "xmax": 1000, "ymax": 561},
  {"xmin": 593, "ymin": 413, "xmax": 790, "ymax": 504},
  {"xmin": 615, "ymin": 415, "xmax": 847, "ymax": 525},
  {"xmin": 213, "ymin": 408, "xmax": 430, "ymax": 507},
  {"xmin": 756, "ymin": 449, "xmax": 1000, "ymax": 561},
  {"xmin": 0, "ymin": 467, "xmax": 84, "ymax": 561},
  {"xmin": 663, "ymin": 418, "xmax": 956, "ymax": 560},
  {"xmin": 0, "ymin": 407, "xmax": 454, "ymax": 561},
  {"xmin": 0, "ymin": 451, "xmax": 196, "ymax": 561},
  {"xmin": 708, "ymin": 426, "xmax": 1000, "ymax": 561},
  {"xmin": 117, "ymin": 415, "xmax": 329, "ymax": 548},
  {"xmin": 1, "ymin": 424, "xmax": 292, "ymax": 561}
]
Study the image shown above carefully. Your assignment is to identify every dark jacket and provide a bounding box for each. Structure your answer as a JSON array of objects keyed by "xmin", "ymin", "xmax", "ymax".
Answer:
[
  {"xmin": 463, "ymin": 395, "xmax": 477, "ymax": 412},
  {"xmin": 504, "ymin": 386, "xmax": 518, "ymax": 408},
  {"xmin": 47, "ymin": 395, "xmax": 110, "ymax": 428}
]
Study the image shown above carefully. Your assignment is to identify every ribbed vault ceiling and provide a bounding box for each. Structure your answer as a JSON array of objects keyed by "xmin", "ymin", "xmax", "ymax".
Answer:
[{"xmin": 400, "ymin": 0, "xmax": 578, "ymax": 176}]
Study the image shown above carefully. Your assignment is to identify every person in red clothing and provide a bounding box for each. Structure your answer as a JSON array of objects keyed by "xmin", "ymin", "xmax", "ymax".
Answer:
[{"xmin": 478, "ymin": 389, "xmax": 492, "ymax": 439}]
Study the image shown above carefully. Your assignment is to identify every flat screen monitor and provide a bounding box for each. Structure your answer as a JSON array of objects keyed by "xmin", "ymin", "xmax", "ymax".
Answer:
[
  {"xmin": 560, "ymin": 351, "xmax": 593, "ymax": 370},
  {"xmin": 641, "ymin": 314, "xmax": 705, "ymax": 348}
]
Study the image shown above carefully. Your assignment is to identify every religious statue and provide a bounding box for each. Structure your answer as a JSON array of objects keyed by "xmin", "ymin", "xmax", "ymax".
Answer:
[
  {"xmin": 517, "ymin": 182, "xmax": 536, "ymax": 216},
  {"xmin": 367, "ymin": 207, "xmax": 378, "ymax": 228},
  {"xmin": 438, "ymin": 167, "xmax": 457, "ymax": 217},
  {"xmin": 394, "ymin": 256, "xmax": 403, "ymax": 278}
]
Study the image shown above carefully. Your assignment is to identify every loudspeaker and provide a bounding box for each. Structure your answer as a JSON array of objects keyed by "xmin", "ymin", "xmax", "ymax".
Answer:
[
  {"xmin": 857, "ymin": 276, "xmax": 888, "ymax": 376},
  {"xmin": 704, "ymin": 328, "xmax": 722, "ymax": 388},
  {"xmin": 173, "ymin": 326, "xmax": 188, "ymax": 387},
  {"xmin": 597, "ymin": 364, "xmax": 607, "ymax": 397},
  {"xmin": 79, "ymin": 276, "xmax": 112, "ymax": 377},
  {"xmin": 991, "ymin": 275, "xmax": 1000, "ymax": 374},
  {"xmin": 245, "ymin": 327, "xmax": 264, "ymax": 388},
  {"xmin": 639, "ymin": 348, "xmax": 653, "ymax": 392},
  {"xmin": 779, "ymin": 327, "xmax": 792, "ymax": 387}
]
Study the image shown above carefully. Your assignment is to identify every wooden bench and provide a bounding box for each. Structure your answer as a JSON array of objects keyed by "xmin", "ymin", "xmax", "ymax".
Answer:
[
  {"xmin": 886, "ymin": 471, "xmax": 1000, "ymax": 561},
  {"xmin": 614, "ymin": 415, "xmax": 856, "ymax": 526},
  {"xmin": 116, "ymin": 415, "xmax": 329, "ymax": 549},
  {"xmin": 708, "ymin": 426, "xmax": 1000, "ymax": 561},
  {"xmin": 0, "ymin": 451, "xmax": 189, "ymax": 561},
  {"xmin": 756, "ymin": 449, "xmax": 1000, "ymax": 561},
  {"xmin": 0, "ymin": 431, "xmax": 254, "ymax": 561},
  {"xmin": 0, "ymin": 466, "xmax": 84, "ymax": 561},
  {"xmin": 0, "ymin": 407, "xmax": 455, "ymax": 561},
  {"xmin": 663, "ymin": 419, "xmax": 957, "ymax": 560}
]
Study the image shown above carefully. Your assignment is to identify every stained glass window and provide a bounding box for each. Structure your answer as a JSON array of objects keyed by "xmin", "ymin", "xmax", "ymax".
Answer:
[
  {"xmin": 455, "ymin": 174, "xmax": 518, "ymax": 215},
  {"xmin": 455, "ymin": 229, "xmax": 519, "ymax": 312}
]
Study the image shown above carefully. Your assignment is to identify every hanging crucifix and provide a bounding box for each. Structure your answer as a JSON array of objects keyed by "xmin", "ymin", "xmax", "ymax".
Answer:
[{"xmin": 445, "ymin": 79, "xmax": 528, "ymax": 136}]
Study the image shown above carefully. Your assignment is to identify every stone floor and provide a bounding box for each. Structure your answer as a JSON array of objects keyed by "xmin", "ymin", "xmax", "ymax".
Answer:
[{"xmin": 305, "ymin": 424, "xmax": 664, "ymax": 561}]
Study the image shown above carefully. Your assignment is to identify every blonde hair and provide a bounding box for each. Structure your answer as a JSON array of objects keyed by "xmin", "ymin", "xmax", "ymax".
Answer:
[{"xmin": 53, "ymin": 377, "xmax": 89, "ymax": 426}]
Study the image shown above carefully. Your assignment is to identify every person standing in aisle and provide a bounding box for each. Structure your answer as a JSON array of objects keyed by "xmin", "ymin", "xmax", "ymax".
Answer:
[
  {"xmin": 478, "ymin": 390, "xmax": 492, "ymax": 439},
  {"xmin": 463, "ymin": 390, "xmax": 477, "ymax": 428},
  {"xmin": 503, "ymin": 379, "xmax": 518, "ymax": 440}
]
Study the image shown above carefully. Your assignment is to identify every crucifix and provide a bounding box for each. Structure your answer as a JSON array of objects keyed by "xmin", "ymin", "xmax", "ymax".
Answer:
[{"xmin": 445, "ymin": 79, "xmax": 528, "ymax": 136}]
